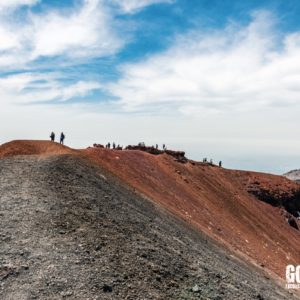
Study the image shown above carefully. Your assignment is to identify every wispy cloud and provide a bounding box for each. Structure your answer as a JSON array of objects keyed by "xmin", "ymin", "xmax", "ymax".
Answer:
[
  {"xmin": 110, "ymin": 0, "xmax": 173, "ymax": 13},
  {"xmin": 0, "ymin": 0, "xmax": 173, "ymax": 69},
  {"xmin": 0, "ymin": 0, "xmax": 123, "ymax": 69},
  {"xmin": 0, "ymin": 0, "xmax": 176, "ymax": 107},
  {"xmin": 109, "ymin": 11, "xmax": 300, "ymax": 114},
  {"xmin": 0, "ymin": 0, "xmax": 121, "ymax": 105},
  {"xmin": 0, "ymin": 72, "xmax": 102, "ymax": 104}
]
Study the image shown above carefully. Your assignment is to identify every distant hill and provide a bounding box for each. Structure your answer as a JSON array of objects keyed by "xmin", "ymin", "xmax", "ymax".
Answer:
[{"xmin": 284, "ymin": 169, "xmax": 300, "ymax": 183}]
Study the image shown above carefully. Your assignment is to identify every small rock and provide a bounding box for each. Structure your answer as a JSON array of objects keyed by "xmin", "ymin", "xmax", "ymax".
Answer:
[
  {"xmin": 60, "ymin": 290, "xmax": 73, "ymax": 297},
  {"xmin": 100, "ymin": 174, "xmax": 107, "ymax": 181},
  {"xmin": 21, "ymin": 264, "xmax": 29, "ymax": 270},
  {"xmin": 103, "ymin": 284, "xmax": 113, "ymax": 293},
  {"xmin": 191, "ymin": 284, "xmax": 201, "ymax": 293}
]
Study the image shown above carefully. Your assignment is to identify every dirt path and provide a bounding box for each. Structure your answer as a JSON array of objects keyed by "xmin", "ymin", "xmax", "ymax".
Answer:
[{"xmin": 0, "ymin": 155, "xmax": 296, "ymax": 299}]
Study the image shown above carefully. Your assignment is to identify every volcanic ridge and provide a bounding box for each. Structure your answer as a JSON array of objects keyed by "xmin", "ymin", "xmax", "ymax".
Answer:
[{"xmin": 0, "ymin": 140, "xmax": 299, "ymax": 300}]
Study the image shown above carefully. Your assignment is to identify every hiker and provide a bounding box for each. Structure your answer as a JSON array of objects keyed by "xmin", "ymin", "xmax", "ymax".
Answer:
[
  {"xmin": 219, "ymin": 161, "xmax": 222, "ymax": 168},
  {"xmin": 155, "ymin": 144, "xmax": 158, "ymax": 149},
  {"xmin": 60, "ymin": 132, "xmax": 65, "ymax": 145},
  {"xmin": 163, "ymin": 144, "xmax": 166, "ymax": 150},
  {"xmin": 113, "ymin": 142, "xmax": 116, "ymax": 149},
  {"xmin": 50, "ymin": 132, "xmax": 55, "ymax": 142},
  {"xmin": 107, "ymin": 142, "xmax": 111, "ymax": 149}
]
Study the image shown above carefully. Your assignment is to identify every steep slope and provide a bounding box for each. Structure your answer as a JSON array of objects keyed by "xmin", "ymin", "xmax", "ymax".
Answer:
[
  {"xmin": 0, "ymin": 154, "xmax": 294, "ymax": 299},
  {"xmin": 1, "ymin": 140, "xmax": 300, "ymax": 287},
  {"xmin": 85, "ymin": 147, "xmax": 300, "ymax": 279}
]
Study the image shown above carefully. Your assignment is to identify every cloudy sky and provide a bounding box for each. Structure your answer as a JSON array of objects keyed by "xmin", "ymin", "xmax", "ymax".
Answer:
[{"xmin": 1, "ymin": 0, "xmax": 300, "ymax": 174}]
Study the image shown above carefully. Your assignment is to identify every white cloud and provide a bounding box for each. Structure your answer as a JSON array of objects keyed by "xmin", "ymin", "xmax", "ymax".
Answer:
[
  {"xmin": 31, "ymin": 0, "xmax": 122, "ymax": 59},
  {"xmin": 59, "ymin": 81, "xmax": 102, "ymax": 101},
  {"xmin": 108, "ymin": 11, "xmax": 300, "ymax": 114},
  {"xmin": 110, "ymin": 0, "xmax": 172, "ymax": 13},
  {"xmin": 0, "ymin": 0, "xmax": 123, "ymax": 68},
  {"xmin": 0, "ymin": 72, "xmax": 102, "ymax": 104},
  {"xmin": 0, "ymin": 0, "xmax": 173, "ymax": 68},
  {"xmin": 0, "ymin": 27, "xmax": 20, "ymax": 50}
]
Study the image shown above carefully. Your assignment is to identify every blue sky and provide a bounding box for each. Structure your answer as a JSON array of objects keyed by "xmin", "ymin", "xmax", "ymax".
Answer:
[{"xmin": 1, "ymin": 0, "xmax": 300, "ymax": 174}]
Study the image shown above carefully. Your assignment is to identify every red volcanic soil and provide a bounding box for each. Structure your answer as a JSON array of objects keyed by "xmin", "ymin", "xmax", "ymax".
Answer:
[
  {"xmin": 84, "ymin": 147, "xmax": 300, "ymax": 279},
  {"xmin": 1, "ymin": 140, "xmax": 299, "ymax": 280},
  {"xmin": 0, "ymin": 140, "xmax": 76, "ymax": 158}
]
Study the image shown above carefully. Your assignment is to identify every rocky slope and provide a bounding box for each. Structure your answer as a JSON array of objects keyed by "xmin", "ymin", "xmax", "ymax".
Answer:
[
  {"xmin": 0, "ymin": 140, "xmax": 299, "ymax": 299},
  {"xmin": 1, "ymin": 154, "xmax": 295, "ymax": 299}
]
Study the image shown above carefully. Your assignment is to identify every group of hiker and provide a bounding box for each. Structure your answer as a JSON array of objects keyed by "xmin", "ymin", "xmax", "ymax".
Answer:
[
  {"xmin": 53, "ymin": 134, "xmax": 223, "ymax": 167},
  {"xmin": 50, "ymin": 132, "xmax": 65, "ymax": 145},
  {"xmin": 104, "ymin": 142, "xmax": 167, "ymax": 151},
  {"xmin": 157, "ymin": 144, "xmax": 167, "ymax": 150},
  {"xmin": 203, "ymin": 157, "xmax": 222, "ymax": 167},
  {"xmin": 139, "ymin": 142, "xmax": 166, "ymax": 150},
  {"xmin": 105, "ymin": 142, "xmax": 123, "ymax": 150}
]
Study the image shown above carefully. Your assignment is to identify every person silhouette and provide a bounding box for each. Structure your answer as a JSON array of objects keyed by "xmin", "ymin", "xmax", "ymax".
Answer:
[
  {"xmin": 50, "ymin": 132, "xmax": 55, "ymax": 142},
  {"xmin": 60, "ymin": 132, "xmax": 65, "ymax": 145}
]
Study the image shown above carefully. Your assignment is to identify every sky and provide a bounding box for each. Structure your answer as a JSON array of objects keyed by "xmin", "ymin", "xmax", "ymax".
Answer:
[{"xmin": 1, "ymin": 0, "xmax": 300, "ymax": 174}]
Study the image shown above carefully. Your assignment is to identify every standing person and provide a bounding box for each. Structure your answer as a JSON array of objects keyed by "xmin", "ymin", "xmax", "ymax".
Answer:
[
  {"xmin": 60, "ymin": 132, "xmax": 65, "ymax": 145},
  {"xmin": 50, "ymin": 132, "xmax": 55, "ymax": 142}
]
